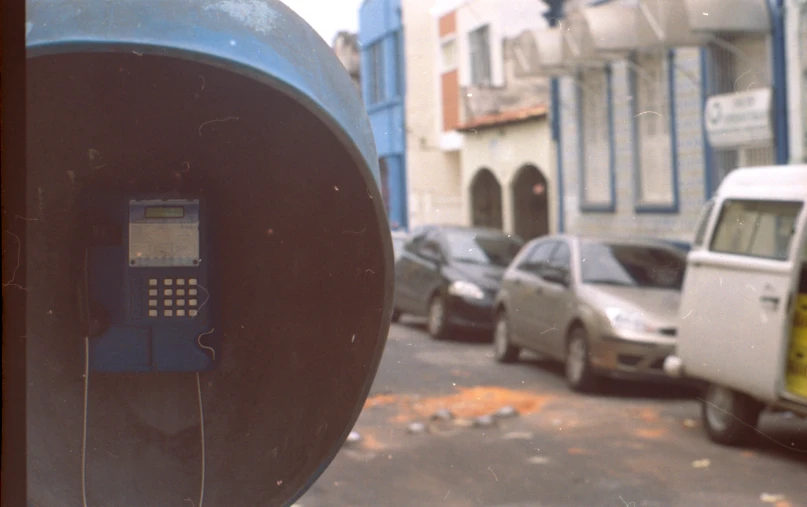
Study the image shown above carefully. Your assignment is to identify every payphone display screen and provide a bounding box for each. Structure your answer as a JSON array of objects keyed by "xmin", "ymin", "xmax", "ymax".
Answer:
[{"xmin": 128, "ymin": 199, "xmax": 200, "ymax": 267}]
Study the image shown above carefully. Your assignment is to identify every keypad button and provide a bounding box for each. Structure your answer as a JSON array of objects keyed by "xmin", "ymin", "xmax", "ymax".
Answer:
[
  {"xmin": 164, "ymin": 289, "xmax": 173, "ymax": 296},
  {"xmin": 176, "ymin": 289, "xmax": 186, "ymax": 296},
  {"xmin": 164, "ymin": 309, "xmax": 173, "ymax": 317},
  {"xmin": 176, "ymin": 299, "xmax": 185, "ymax": 306},
  {"xmin": 189, "ymin": 278, "xmax": 197, "ymax": 286},
  {"xmin": 165, "ymin": 300, "xmax": 173, "ymax": 307},
  {"xmin": 164, "ymin": 279, "xmax": 173, "ymax": 286},
  {"xmin": 189, "ymin": 288, "xmax": 198, "ymax": 296},
  {"xmin": 148, "ymin": 300, "xmax": 158, "ymax": 307},
  {"xmin": 148, "ymin": 309, "xmax": 158, "ymax": 317},
  {"xmin": 176, "ymin": 309, "xmax": 186, "ymax": 317},
  {"xmin": 177, "ymin": 279, "xmax": 186, "ymax": 286},
  {"xmin": 149, "ymin": 279, "xmax": 158, "ymax": 286},
  {"xmin": 189, "ymin": 309, "xmax": 198, "ymax": 317},
  {"xmin": 148, "ymin": 289, "xmax": 158, "ymax": 296},
  {"xmin": 189, "ymin": 299, "xmax": 198, "ymax": 306}
]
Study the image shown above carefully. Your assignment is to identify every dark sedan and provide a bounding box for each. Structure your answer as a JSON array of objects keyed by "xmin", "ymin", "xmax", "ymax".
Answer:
[{"xmin": 393, "ymin": 225, "xmax": 524, "ymax": 339}]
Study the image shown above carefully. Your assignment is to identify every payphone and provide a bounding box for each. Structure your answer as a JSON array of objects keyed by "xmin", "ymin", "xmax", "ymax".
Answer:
[{"xmin": 79, "ymin": 194, "xmax": 217, "ymax": 372}]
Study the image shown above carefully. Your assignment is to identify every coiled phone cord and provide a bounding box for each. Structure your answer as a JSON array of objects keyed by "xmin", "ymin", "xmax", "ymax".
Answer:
[{"xmin": 81, "ymin": 342, "xmax": 208, "ymax": 507}]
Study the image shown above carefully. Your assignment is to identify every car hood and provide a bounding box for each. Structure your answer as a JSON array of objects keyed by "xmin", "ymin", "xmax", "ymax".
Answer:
[
  {"xmin": 445, "ymin": 262, "xmax": 506, "ymax": 292},
  {"xmin": 578, "ymin": 284, "xmax": 682, "ymax": 327}
]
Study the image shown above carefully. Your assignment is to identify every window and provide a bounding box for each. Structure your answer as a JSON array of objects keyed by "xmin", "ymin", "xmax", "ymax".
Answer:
[
  {"xmin": 710, "ymin": 200, "xmax": 803, "ymax": 260},
  {"xmin": 548, "ymin": 242, "xmax": 571, "ymax": 272},
  {"xmin": 518, "ymin": 241, "xmax": 556, "ymax": 274},
  {"xmin": 578, "ymin": 67, "xmax": 613, "ymax": 208},
  {"xmin": 444, "ymin": 229, "xmax": 523, "ymax": 268},
  {"xmin": 469, "ymin": 25, "xmax": 492, "ymax": 86},
  {"xmin": 704, "ymin": 35, "xmax": 775, "ymax": 190},
  {"xmin": 391, "ymin": 33, "xmax": 403, "ymax": 98},
  {"xmin": 633, "ymin": 51, "xmax": 674, "ymax": 207},
  {"xmin": 368, "ymin": 41, "xmax": 385, "ymax": 104},
  {"xmin": 580, "ymin": 242, "xmax": 687, "ymax": 290},
  {"xmin": 440, "ymin": 38, "xmax": 457, "ymax": 72},
  {"xmin": 693, "ymin": 198, "xmax": 716, "ymax": 247}
]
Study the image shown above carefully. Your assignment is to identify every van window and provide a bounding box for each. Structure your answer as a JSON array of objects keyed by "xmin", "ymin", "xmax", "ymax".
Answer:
[
  {"xmin": 692, "ymin": 198, "xmax": 715, "ymax": 247},
  {"xmin": 709, "ymin": 199, "xmax": 803, "ymax": 261}
]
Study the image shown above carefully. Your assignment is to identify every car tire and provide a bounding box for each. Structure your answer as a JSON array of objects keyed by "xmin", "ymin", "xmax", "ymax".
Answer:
[
  {"xmin": 427, "ymin": 295, "xmax": 450, "ymax": 340},
  {"xmin": 493, "ymin": 311, "xmax": 520, "ymax": 363},
  {"xmin": 565, "ymin": 326, "xmax": 598, "ymax": 393},
  {"xmin": 701, "ymin": 383, "xmax": 763, "ymax": 446}
]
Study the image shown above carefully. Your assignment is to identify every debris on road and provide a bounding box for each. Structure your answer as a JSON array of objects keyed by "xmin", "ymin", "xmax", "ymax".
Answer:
[
  {"xmin": 346, "ymin": 431, "xmax": 362, "ymax": 444},
  {"xmin": 430, "ymin": 408, "xmax": 454, "ymax": 421},
  {"xmin": 494, "ymin": 405, "xmax": 519, "ymax": 419},
  {"xmin": 527, "ymin": 456, "xmax": 550, "ymax": 465},
  {"xmin": 760, "ymin": 493, "xmax": 786, "ymax": 503},
  {"xmin": 453, "ymin": 418, "xmax": 475, "ymax": 428},
  {"xmin": 474, "ymin": 414, "xmax": 496, "ymax": 428},
  {"xmin": 407, "ymin": 422, "xmax": 427, "ymax": 434},
  {"xmin": 691, "ymin": 459, "xmax": 711, "ymax": 469},
  {"xmin": 503, "ymin": 431, "xmax": 534, "ymax": 440},
  {"xmin": 682, "ymin": 418, "xmax": 699, "ymax": 428}
]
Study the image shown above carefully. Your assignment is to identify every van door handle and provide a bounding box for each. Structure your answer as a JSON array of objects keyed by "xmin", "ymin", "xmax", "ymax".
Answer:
[{"xmin": 760, "ymin": 295, "xmax": 780, "ymax": 306}]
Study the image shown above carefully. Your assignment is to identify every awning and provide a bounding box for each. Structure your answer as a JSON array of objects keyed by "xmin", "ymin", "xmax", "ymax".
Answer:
[
  {"xmin": 563, "ymin": 8, "xmax": 610, "ymax": 65},
  {"xmin": 581, "ymin": 2, "xmax": 641, "ymax": 55},
  {"xmin": 685, "ymin": 0, "xmax": 771, "ymax": 33},
  {"xmin": 535, "ymin": 27, "xmax": 575, "ymax": 76},
  {"xmin": 635, "ymin": 0, "xmax": 711, "ymax": 48}
]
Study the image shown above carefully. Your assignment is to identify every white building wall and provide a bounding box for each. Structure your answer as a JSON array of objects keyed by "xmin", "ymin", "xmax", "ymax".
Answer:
[
  {"xmin": 786, "ymin": 0, "xmax": 807, "ymax": 163},
  {"xmin": 460, "ymin": 118, "xmax": 555, "ymax": 235},
  {"xmin": 403, "ymin": 0, "xmax": 465, "ymax": 229},
  {"xmin": 559, "ymin": 48, "xmax": 705, "ymax": 242}
]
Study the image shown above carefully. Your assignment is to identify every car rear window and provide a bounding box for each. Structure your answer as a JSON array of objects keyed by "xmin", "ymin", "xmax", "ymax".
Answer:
[{"xmin": 580, "ymin": 242, "xmax": 687, "ymax": 290}]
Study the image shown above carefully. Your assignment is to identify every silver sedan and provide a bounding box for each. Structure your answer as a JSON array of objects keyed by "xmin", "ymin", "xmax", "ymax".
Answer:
[{"xmin": 492, "ymin": 235, "xmax": 689, "ymax": 392}]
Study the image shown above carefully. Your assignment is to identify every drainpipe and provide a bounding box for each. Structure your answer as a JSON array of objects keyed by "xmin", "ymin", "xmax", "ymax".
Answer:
[
  {"xmin": 543, "ymin": 0, "xmax": 565, "ymax": 233},
  {"xmin": 768, "ymin": 0, "xmax": 790, "ymax": 165}
]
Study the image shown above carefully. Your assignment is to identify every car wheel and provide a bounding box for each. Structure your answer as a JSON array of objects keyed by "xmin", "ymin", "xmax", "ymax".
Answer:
[
  {"xmin": 391, "ymin": 308, "xmax": 401, "ymax": 323},
  {"xmin": 565, "ymin": 326, "xmax": 598, "ymax": 393},
  {"xmin": 427, "ymin": 295, "xmax": 450, "ymax": 340},
  {"xmin": 701, "ymin": 383, "xmax": 763, "ymax": 446},
  {"xmin": 493, "ymin": 311, "xmax": 520, "ymax": 363}
]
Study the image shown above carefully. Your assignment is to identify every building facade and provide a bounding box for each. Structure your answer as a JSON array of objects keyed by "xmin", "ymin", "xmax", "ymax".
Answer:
[
  {"xmin": 536, "ymin": 0, "xmax": 798, "ymax": 241},
  {"xmin": 359, "ymin": 0, "xmax": 408, "ymax": 229},
  {"xmin": 432, "ymin": 0, "xmax": 556, "ymax": 241}
]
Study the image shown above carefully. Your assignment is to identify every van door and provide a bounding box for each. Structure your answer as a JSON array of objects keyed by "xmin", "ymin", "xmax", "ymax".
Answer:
[{"xmin": 678, "ymin": 198, "xmax": 806, "ymax": 402}]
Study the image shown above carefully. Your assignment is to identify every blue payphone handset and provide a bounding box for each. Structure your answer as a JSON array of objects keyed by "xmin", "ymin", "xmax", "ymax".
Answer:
[{"xmin": 80, "ymin": 194, "xmax": 218, "ymax": 372}]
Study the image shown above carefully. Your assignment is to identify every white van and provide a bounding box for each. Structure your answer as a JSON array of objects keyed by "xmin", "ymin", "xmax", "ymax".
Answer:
[{"xmin": 664, "ymin": 164, "xmax": 807, "ymax": 446}]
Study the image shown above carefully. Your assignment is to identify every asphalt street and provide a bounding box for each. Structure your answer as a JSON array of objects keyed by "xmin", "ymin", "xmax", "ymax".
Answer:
[{"xmin": 298, "ymin": 317, "xmax": 807, "ymax": 507}]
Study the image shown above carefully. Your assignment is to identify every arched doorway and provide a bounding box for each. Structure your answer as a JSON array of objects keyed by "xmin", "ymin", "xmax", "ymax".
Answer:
[
  {"xmin": 470, "ymin": 168, "xmax": 503, "ymax": 230},
  {"xmin": 511, "ymin": 164, "xmax": 549, "ymax": 241}
]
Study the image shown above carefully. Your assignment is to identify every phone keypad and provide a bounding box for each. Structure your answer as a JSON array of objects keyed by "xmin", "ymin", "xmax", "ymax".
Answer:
[{"xmin": 146, "ymin": 277, "xmax": 202, "ymax": 317}]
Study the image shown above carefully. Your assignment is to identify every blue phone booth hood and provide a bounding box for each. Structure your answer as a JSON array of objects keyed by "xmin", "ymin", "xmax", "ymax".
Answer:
[{"xmin": 26, "ymin": 0, "xmax": 381, "ymax": 186}]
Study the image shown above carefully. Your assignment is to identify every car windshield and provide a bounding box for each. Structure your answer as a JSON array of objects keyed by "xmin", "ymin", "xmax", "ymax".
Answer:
[
  {"xmin": 445, "ymin": 230, "xmax": 523, "ymax": 268},
  {"xmin": 580, "ymin": 242, "xmax": 687, "ymax": 290}
]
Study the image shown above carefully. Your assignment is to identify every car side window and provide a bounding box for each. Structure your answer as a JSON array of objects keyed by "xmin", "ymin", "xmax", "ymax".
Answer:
[
  {"xmin": 419, "ymin": 230, "xmax": 444, "ymax": 260},
  {"xmin": 709, "ymin": 199, "xmax": 803, "ymax": 261},
  {"xmin": 404, "ymin": 231, "xmax": 428, "ymax": 254},
  {"xmin": 548, "ymin": 242, "xmax": 571, "ymax": 272},
  {"xmin": 517, "ymin": 241, "xmax": 556, "ymax": 275}
]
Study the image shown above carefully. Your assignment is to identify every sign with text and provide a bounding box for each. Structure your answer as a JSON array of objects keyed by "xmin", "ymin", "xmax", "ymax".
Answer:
[{"xmin": 705, "ymin": 88, "xmax": 773, "ymax": 149}]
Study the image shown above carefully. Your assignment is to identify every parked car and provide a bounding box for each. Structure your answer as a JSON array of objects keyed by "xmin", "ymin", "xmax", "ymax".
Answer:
[
  {"xmin": 393, "ymin": 225, "xmax": 524, "ymax": 339},
  {"xmin": 493, "ymin": 235, "xmax": 688, "ymax": 392},
  {"xmin": 665, "ymin": 164, "xmax": 807, "ymax": 446}
]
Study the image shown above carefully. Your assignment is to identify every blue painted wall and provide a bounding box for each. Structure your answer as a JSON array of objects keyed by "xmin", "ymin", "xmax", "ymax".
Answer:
[{"xmin": 359, "ymin": 0, "xmax": 408, "ymax": 230}]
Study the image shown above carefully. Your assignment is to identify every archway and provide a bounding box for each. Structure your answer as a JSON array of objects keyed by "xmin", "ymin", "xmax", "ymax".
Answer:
[
  {"xmin": 511, "ymin": 164, "xmax": 549, "ymax": 241},
  {"xmin": 470, "ymin": 168, "xmax": 503, "ymax": 230}
]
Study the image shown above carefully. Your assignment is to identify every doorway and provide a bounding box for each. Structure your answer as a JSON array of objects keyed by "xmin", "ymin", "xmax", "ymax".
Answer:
[
  {"xmin": 511, "ymin": 164, "xmax": 549, "ymax": 240},
  {"xmin": 470, "ymin": 168, "xmax": 503, "ymax": 229}
]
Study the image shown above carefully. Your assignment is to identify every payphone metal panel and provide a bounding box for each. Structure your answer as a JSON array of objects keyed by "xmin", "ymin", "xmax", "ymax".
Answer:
[{"xmin": 86, "ymin": 197, "xmax": 217, "ymax": 373}]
